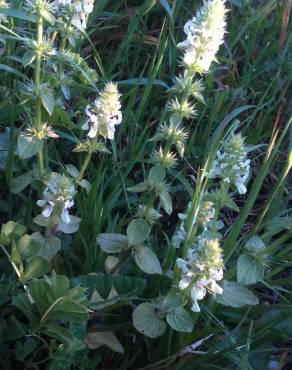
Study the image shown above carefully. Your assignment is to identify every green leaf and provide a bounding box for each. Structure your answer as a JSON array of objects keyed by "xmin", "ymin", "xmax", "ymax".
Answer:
[
  {"xmin": 65, "ymin": 164, "xmax": 79, "ymax": 178},
  {"xmin": 214, "ymin": 280, "xmax": 259, "ymax": 308},
  {"xmin": 40, "ymin": 92, "xmax": 54, "ymax": 115},
  {"xmin": 127, "ymin": 181, "xmax": 149, "ymax": 193},
  {"xmin": 127, "ymin": 219, "xmax": 150, "ymax": 245},
  {"xmin": 39, "ymin": 8, "xmax": 55, "ymax": 25},
  {"xmin": 31, "ymin": 233, "xmax": 61, "ymax": 261},
  {"xmin": 96, "ymin": 233, "xmax": 128, "ymax": 253},
  {"xmin": 159, "ymin": 191, "xmax": 172, "ymax": 215},
  {"xmin": 86, "ymin": 331, "xmax": 124, "ymax": 353},
  {"xmin": 159, "ymin": 291, "xmax": 185, "ymax": 311},
  {"xmin": 1, "ymin": 221, "xmax": 26, "ymax": 240},
  {"xmin": 23, "ymin": 256, "xmax": 51, "ymax": 280},
  {"xmin": 148, "ymin": 165, "xmax": 166, "ymax": 186},
  {"xmin": 11, "ymin": 170, "xmax": 33, "ymax": 194},
  {"xmin": 0, "ymin": 63, "xmax": 29, "ymax": 80},
  {"xmin": 245, "ymin": 236, "xmax": 266, "ymax": 254},
  {"xmin": 44, "ymin": 298, "xmax": 89, "ymax": 322},
  {"xmin": 78, "ymin": 179, "xmax": 91, "ymax": 194},
  {"xmin": 237, "ymin": 253, "xmax": 264, "ymax": 285},
  {"xmin": 166, "ymin": 307, "xmax": 194, "ymax": 333},
  {"xmin": 0, "ymin": 8, "xmax": 36, "ymax": 22},
  {"xmin": 22, "ymin": 50, "xmax": 36, "ymax": 67},
  {"xmin": 132, "ymin": 303, "xmax": 166, "ymax": 338},
  {"xmin": 16, "ymin": 234, "xmax": 41, "ymax": 260},
  {"xmin": 43, "ymin": 324, "xmax": 84, "ymax": 352},
  {"xmin": 12, "ymin": 293, "xmax": 39, "ymax": 323},
  {"xmin": 134, "ymin": 245, "xmax": 162, "ymax": 275},
  {"xmin": 33, "ymin": 214, "xmax": 50, "ymax": 227},
  {"xmin": 17, "ymin": 134, "xmax": 43, "ymax": 159}
]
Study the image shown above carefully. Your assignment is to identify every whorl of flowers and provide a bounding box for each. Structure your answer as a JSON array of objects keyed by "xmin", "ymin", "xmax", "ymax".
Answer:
[
  {"xmin": 208, "ymin": 133, "xmax": 250, "ymax": 194},
  {"xmin": 0, "ymin": 0, "xmax": 9, "ymax": 22},
  {"xmin": 54, "ymin": 0, "xmax": 94, "ymax": 29},
  {"xmin": 36, "ymin": 172, "xmax": 80, "ymax": 233},
  {"xmin": 84, "ymin": 82, "xmax": 122, "ymax": 140},
  {"xmin": 177, "ymin": 0, "xmax": 228, "ymax": 74},
  {"xmin": 177, "ymin": 236, "xmax": 224, "ymax": 312}
]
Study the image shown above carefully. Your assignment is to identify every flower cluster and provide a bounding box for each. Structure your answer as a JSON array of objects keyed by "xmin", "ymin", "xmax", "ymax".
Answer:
[
  {"xmin": 177, "ymin": 0, "xmax": 227, "ymax": 74},
  {"xmin": 0, "ymin": 0, "xmax": 9, "ymax": 23},
  {"xmin": 36, "ymin": 172, "xmax": 80, "ymax": 233},
  {"xmin": 208, "ymin": 133, "xmax": 250, "ymax": 194},
  {"xmin": 84, "ymin": 82, "xmax": 122, "ymax": 140},
  {"xmin": 177, "ymin": 236, "xmax": 224, "ymax": 312},
  {"xmin": 54, "ymin": 0, "xmax": 94, "ymax": 29}
]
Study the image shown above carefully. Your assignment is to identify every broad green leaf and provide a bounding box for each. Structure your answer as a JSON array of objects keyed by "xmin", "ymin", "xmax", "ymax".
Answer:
[
  {"xmin": 237, "ymin": 253, "xmax": 264, "ymax": 285},
  {"xmin": 11, "ymin": 170, "xmax": 33, "ymax": 194},
  {"xmin": 79, "ymin": 179, "xmax": 91, "ymax": 194},
  {"xmin": 16, "ymin": 338, "xmax": 37, "ymax": 361},
  {"xmin": 159, "ymin": 191, "xmax": 172, "ymax": 215},
  {"xmin": 31, "ymin": 233, "xmax": 61, "ymax": 261},
  {"xmin": 65, "ymin": 164, "xmax": 79, "ymax": 178},
  {"xmin": 17, "ymin": 134, "xmax": 43, "ymax": 159},
  {"xmin": 86, "ymin": 331, "xmax": 124, "ymax": 353},
  {"xmin": 23, "ymin": 256, "xmax": 51, "ymax": 280},
  {"xmin": 12, "ymin": 293, "xmax": 39, "ymax": 323},
  {"xmin": 1, "ymin": 221, "xmax": 26, "ymax": 240},
  {"xmin": 43, "ymin": 324, "xmax": 84, "ymax": 352},
  {"xmin": 214, "ymin": 280, "xmax": 259, "ymax": 308},
  {"xmin": 159, "ymin": 291, "xmax": 185, "ymax": 311},
  {"xmin": 132, "ymin": 303, "xmax": 166, "ymax": 338},
  {"xmin": 127, "ymin": 219, "xmax": 150, "ymax": 245},
  {"xmin": 245, "ymin": 236, "xmax": 266, "ymax": 254},
  {"xmin": 96, "ymin": 233, "xmax": 128, "ymax": 253},
  {"xmin": 33, "ymin": 214, "xmax": 50, "ymax": 227},
  {"xmin": 44, "ymin": 298, "xmax": 89, "ymax": 322},
  {"xmin": 148, "ymin": 165, "xmax": 166, "ymax": 186},
  {"xmin": 166, "ymin": 307, "xmax": 194, "ymax": 333},
  {"xmin": 134, "ymin": 245, "xmax": 162, "ymax": 275},
  {"xmin": 16, "ymin": 234, "xmax": 41, "ymax": 260}
]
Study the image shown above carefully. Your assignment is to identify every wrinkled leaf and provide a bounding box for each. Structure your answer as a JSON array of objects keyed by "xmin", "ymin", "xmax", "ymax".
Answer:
[
  {"xmin": 134, "ymin": 245, "xmax": 162, "ymax": 275},
  {"xmin": 132, "ymin": 303, "xmax": 166, "ymax": 338},
  {"xmin": 127, "ymin": 219, "xmax": 150, "ymax": 245},
  {"xmin": 97, "ymin": 233, "xmax": 128, "ymax": 253},
  {"xmin": 237, "ymin": 253, "xmax": 264, "ymax": 285},
  {"xmin": 166, "ymin": 307, "xmax": 194, "ymax": 333},
  {"xmin": 214, "ymin": 280, "xmax": 259, "ymax": 308},
  {"xmin": 86, "ymin": 331, "xmax": 124, "ymax": 353}
]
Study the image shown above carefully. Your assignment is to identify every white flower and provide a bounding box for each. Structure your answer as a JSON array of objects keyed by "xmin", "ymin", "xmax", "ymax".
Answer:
[
  {"xmin": 54, "ymin": 0, "xmax": 94, "ymax": 29},
  {"xmin": 172, "ymin": 223, "xmax": 186, "ymax": 248},
  {"xmin": 85, "ymin": 82, "xmax": 122, "ymax": 140},
  {"xmin": 177, "ymin": 236, "xmax": 224, "ymax": 311},
  {"xmin": 0, "ymin": 0, "xmax": 9, "ymax": 22},
  {"xmin": 208, "ymin": 133, "xmax": 250, "ymax": 194},
  {"xmin": 178, "ymin": 0, "xmax": 228, "ymax": 74},
  {"xmin": 191, "ymin": 283, "xmax": 206, "ymax": 300},
  {"xmin": 36, "ymin": 172, "xmax": 80, "ymax": 234}
]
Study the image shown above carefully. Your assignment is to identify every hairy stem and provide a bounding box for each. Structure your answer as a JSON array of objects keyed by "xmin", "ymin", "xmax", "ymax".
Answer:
[{"xmin": 35, "ymin": 9, "xmax": 44, "ymax": 181}]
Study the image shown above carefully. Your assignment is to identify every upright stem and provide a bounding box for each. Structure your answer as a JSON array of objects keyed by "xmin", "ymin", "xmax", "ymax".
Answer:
[
  {"xmin": 35, "ymin": 8, "xmax": 44, "ymax": 181},
  {"xmin": 77, "ymin": 151, "xmax": 92, "ymax": 182}
]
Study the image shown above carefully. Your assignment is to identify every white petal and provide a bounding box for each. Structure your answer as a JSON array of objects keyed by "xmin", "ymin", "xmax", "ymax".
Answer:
[
  {"xmin": 61, "ymin": 207, "xmax": 70, "ymax": 224},
  {"xmin": 191, "ymin": 300, "xmax": 201, "ymax": 312}
]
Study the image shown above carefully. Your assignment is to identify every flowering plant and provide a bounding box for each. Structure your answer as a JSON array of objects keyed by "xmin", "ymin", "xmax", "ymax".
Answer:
[{"xmin": 0, "ymin": 0, "xmax": 291, "ymax": 368}]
